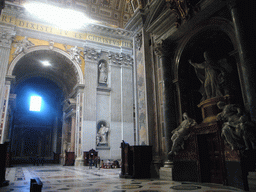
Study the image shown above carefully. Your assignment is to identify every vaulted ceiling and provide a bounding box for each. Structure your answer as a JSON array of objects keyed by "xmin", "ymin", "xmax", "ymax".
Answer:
[{"xmin": 6, "ymin": 0, "xmax": 143, "ymax": 28}]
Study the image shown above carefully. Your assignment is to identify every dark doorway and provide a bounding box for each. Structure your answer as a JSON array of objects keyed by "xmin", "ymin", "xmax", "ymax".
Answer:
[
  {"xmin": 197, "ymin": 133, "xmax": 225, "ymax": 184},
  {"xmin": 10, "ymin": 77, "xmax": 63, "ymax": 164}
]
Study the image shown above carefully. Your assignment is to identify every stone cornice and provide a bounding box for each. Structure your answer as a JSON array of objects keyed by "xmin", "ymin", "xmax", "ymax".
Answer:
[{"xmin": 147, "ymin": 0, "xmax": 227, "ymax": 43}]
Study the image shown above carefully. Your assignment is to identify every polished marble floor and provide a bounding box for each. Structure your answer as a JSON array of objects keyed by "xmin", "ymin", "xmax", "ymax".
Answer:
[{"xmin": 0, "ymin": 164, "xmax": 247, "ymax": 192}]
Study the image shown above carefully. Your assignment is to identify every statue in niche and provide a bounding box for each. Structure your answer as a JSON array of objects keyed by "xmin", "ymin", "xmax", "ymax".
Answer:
[
  {"xmin": 96, "ymin": 124, "xmax": 110, "ymax": 145},
  {"xmin": 168, "ymin": 112, "xmax": 197, "ymax": 156},
  {"xmin": 98, "ymin": 61, "xmax": 108, "ymax": 84},
  {"xmin": 217, "ymin": 101, "xmax": 256, "ymax": 150},
  {"xmin": 188, "ymin": 51, "xmax": 232, "ymax": 101},
  {"xmin": 13, "ymin": 36, "xmax": 34, "ymax": 56}
]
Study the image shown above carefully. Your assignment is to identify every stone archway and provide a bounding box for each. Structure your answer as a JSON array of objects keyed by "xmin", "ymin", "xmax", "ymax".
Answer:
[
  {"xmin": 173, "ymin": 17, "xmax": 242, "ymax": 123},
  {"xmin": 4, "ymin": 45, "xmax": 85, "ymax": 165}
]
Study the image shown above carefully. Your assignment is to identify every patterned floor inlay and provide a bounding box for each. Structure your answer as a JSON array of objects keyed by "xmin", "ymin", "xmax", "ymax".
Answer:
[
  {"xmin": 170, "ymin": 184, "xmax": 202, "ymax": 190},
  {"xmin": 0, "ymin": 165, "xmax": 247, "ymax": 192},
  {"xmin": 115, "ymin": 185, "xmax": 143, "ymax": 189}
]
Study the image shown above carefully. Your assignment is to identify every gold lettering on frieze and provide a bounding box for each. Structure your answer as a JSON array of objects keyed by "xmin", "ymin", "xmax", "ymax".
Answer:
[
  {"xmin": 87, "ymin": 34, "xmax": 121, "ymax": 46},
  {"xmin": 0, "ymin": 14, "xmax": 132, "ymax": 48},
  {"xmin": 122, "ymin": 41, "xmax": 133, "ymax": 48}
]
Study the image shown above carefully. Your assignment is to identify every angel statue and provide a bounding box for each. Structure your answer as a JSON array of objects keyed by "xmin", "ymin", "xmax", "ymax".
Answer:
[
  {"xmin": 168, "ymin": 112, "xmax": 197, "ymax": 156},
  {"xmin": 13, "ymin": 36, "xmax": 34, "ymax": 56},
  {"xmin": 217, "ymin": 101, "xmax": 256, "ymax": 150},
  {"xmin": 189, "ymin": 51, "xmax": 233, "ymax": 101},
  {"xmin": 65, "ymin": 45, "xmax": 83, "ymax": 65}
]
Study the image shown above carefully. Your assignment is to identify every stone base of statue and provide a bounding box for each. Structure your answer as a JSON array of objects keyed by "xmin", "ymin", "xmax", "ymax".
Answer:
[
  {"xmin": 198, "ymin": 95, "xmax": 232, "ymax": 123},
  {"xmin": 159, "ymin": 160, "xmax": 173, "ymax": 180},
  {"xmin": 159, "ymin": 168, "xmax": 173, "ymax": 180},
  {"xmin": 75, "ymin": 157, "xmax": 84, "ymax": 166}
]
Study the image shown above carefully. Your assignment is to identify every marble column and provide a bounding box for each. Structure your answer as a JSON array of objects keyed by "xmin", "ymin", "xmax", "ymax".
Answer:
[
  {"xmin": 0, "ymin": 27, "xmax": 16, "ymax": 143},
  {"xmin": 70, "ymin": 115, "xmax": 76, "ymax": 152},
  {"xmin": 228, "ymin": 0, "xmax": 256, "ymax": 121},
  {"xmin": 154, "ymin": 42, "xmax": 175, "ymax": 167},
  {"xmin": 74, "ymin": 86, "xmax": 85, "ymax": 166}
]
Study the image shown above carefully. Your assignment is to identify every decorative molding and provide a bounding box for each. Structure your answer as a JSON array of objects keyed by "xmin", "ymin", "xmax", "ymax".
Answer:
[
  {"xmin": 122, "ymin": 53, "xmax": 133, "ymax": 66},
  {"xmin": 83, "ymin": 46, "xmax": 101, "ymax": 60},
  {"xmin": 108, "ymin": 51, "xmax": 133, "ymax": 66},
  {"xmin": 97, "ymin": 86, "xmax": 111, "ymax": 92},
  {"xmin": 154, "ymin": 41, "xmax": 170, "ymax": 57},
  {"xmin": 0, "ymin": 28, "xmax": 16, "ymax": 48},
  {"xmin": 135, "ymin": 32, "xmax": 142, "ymax": 50},
  {"xmin": 48, "ymin": 40, "xmax": 54, "ymax": 50}
]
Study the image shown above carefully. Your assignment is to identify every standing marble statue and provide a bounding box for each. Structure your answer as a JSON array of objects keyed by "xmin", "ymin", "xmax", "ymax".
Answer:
[
  {"xmin": 217, "ymin": 101, "xmax": 256, "ymax": 150},
  {"xmin": 98, "ymin": 62, "xmax": 108, "ymax": 84},
  {"xmin": 189, "ymin": 51, "xmax": 229, "ymax": 100},
  {"xmin": 168, "ymin": 113, "xmax": 197, "ymax": 156},
  {"xmin": 97, "ymin": 124, "xmax": 109, "ymax": 145}
]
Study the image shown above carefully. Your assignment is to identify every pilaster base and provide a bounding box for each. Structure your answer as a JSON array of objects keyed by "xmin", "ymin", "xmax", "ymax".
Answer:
[{"xmin": 159, "ymin": 167, "xmax": 173, "ymax": 180}]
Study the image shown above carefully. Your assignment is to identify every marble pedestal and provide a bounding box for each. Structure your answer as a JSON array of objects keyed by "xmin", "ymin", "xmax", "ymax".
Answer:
[
  {"xmin": 159, "ymin": 160, "xmax": 173, "ymax": 180},
  {"xmin": 75, "ymin": 157, "xmax": 84, "ymax": 166},
  {"xmin": 159, "ymin": 167, "xmax": 173, "ymax": 180}
]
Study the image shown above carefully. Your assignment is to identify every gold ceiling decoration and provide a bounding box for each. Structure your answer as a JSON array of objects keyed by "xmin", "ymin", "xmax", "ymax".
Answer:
[
  {"xmin": 6, "ymin": 0, "xmax": 134, "ymax": 29},
  {"xmin": 166, "ymin": 0, "xmax": 200, "ymax": 27}
]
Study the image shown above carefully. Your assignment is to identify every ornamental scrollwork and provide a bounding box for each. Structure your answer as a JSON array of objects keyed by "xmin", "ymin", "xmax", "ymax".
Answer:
[
  {"xmin": 83, "ymin": 46, "xmax": 101, "ymax": 60},
  {"xmin": 135, "ymin": 32, "xmax": 142, "ymax": 50},
  {"xmin": 108, "ymin": 51, "xmax": 133, "ymax": 66}
]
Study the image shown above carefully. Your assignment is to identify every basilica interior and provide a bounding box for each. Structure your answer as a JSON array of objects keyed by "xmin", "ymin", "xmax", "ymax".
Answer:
[{"xmin": 1, "ymin": 0, "xmax": 256, "ymax": 191}]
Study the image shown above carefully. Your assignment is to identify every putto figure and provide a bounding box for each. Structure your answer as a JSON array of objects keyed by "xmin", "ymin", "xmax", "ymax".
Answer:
[
  {"xmin": 13, "ymin": 37, "xmax": 34, "ymax": 56},
  {"xmin": 168, "ymin": 112, "xmax": 197, "ymax": 156},
  {"xmin": 66, "ymin": 45, "xmax": 83, "ymax": 65}
]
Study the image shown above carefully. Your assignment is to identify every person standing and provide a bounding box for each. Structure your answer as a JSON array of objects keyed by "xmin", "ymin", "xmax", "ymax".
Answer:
[
  {"xmin": 97, "ymin": 157, "xmax": 101, "ymax": 170},
  {"xmin": 89, "ymin": 157, "xmax": 93, "ymax": 169}
]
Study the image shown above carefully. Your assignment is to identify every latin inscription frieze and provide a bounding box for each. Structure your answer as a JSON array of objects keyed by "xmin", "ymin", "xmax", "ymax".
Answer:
[{"xmin": 0, "ymin": 14, "xmax": 132, "ymax": 48}]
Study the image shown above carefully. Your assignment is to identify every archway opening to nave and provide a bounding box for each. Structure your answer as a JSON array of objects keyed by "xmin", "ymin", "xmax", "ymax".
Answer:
[{"xmin": 8, "ymin": 49, "xmax": 79, "ymax": 164}]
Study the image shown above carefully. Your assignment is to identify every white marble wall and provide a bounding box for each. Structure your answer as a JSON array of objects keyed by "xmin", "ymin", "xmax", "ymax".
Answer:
[
  {"xmin": 81, "ymin": 50, "xmax": 134, "ymax": 161},
  {"xmin": 83, "ymin": 59, "xmax": 98, "ymax": 151}
]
